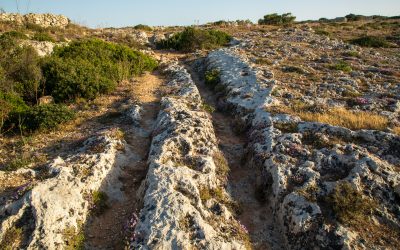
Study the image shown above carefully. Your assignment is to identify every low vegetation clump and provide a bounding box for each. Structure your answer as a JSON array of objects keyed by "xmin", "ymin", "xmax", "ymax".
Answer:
[
  {"xmin": 258, "ymin": 13, "xmax": 296, "ymax": 25},
  {"xmin": 343, "ymin": 50, "xmax": 360, "ymax": 57},
  {"xmin": 328, "ymin": 182, "xmax": 377, "ymax": 225},
  {"xmin": 5, "ymin": 156, "xmax": 32, "ymax": 171},
  {"xmin": 32, "ymin": 32, "xmax": 56, "ymax": 42},
  {"xmin": 213, "ymin": 151, "xmax": 229, "ymax": 178},
  {"xmin": 199, "ymin": 186, "xmax": 225, "ymax": 203},
  {"xmin": 269, "ymin": 102, "xmax": 389, "ymax": 131},
  {"xmin": 0, "ymin": 31, "xmax": 28, "ymax": 40},
  {"xmin": 43, "ymin": 39, "xmax": 158, "ymax": 102},
  {"xmin": 133, "ymin": 24, "xmax": 152, "ymax": 31},
  {"xmin": 63, "ymin": 225, "xmax": 85, "ymax": 250},
  {"xmin": 204, "ymin": 69, "xmax": 221, "ymax": 89},
  {"xmin": 91, "ymin": 190, "xmax": 109, "ymax": 215},
  {"xmin": 274, "ymin": 122, "xmax": 299, "ymax": 133},
  {"xmin": 202, "ymin": 103, "xmax": 215, "ymax": 113},
  {"xmin": 329, "ymin": 61, "xmax": 352, "ymax": 72},
  {"xmin": 156, "ymin": 27, "xmax": 231, "ymax": 52},
  {"xmin": 282, "ymin": 65, "xmax": 307, "ymax": 74},
  {"xmin": 350, "ymin": 36, "xmax": 391, "ymax": 48},
  {"xmin": 314, "ymin": 29, "xmax": 331, "ymax": 36},
  {"xmin": 255, "ymin": 58, "xmax": 273, "ymax": 65},
  {"xmin": 0, "ymin": 226, "xmax": 23, "ymax": 249}
]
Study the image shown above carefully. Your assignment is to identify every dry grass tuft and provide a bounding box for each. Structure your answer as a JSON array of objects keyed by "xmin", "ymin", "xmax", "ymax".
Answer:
[
  {"xmin": 269, "ymin": 103, "xmax": 389, "ymax": 131},
  {"xmin": 213, "ymin": 151, "xmax": 230, "ymax": 178},
  {"xmin": 0, "ymin": 227, "xmax": 23, "ymax": 250},
  {"xmin": 299, "ymin": 108, "xmax": 388, "ymax": 131}
]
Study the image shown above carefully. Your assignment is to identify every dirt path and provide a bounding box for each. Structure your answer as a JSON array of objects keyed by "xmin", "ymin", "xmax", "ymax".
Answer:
[
  {"xmin": 187, "ymin": 62, "xmax": 283, "ymax": 250},
  {"xmin": 84, "ymin": 71, "xmax": 164, "ymax": 249}
]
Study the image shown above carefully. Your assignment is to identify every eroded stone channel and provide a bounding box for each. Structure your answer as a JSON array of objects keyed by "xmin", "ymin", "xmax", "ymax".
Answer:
[
  {"xmin": 186, "ymin": 60, "xmax": 284, "ymax": 249},
  {"xmin": 84, "ymin": 72, "xmax": 164, "ymax": 249}
]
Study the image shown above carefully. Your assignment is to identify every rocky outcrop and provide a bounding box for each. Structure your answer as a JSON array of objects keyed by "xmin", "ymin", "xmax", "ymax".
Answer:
[
  {"xmin": 0, "ymin": 13, "xmax": 69, "ymax": 28},
  {"xmin": 205, "ymin": 47, "xmax": 400, "ymax": 249},
  {"xmin": 20, "ymin": 40, "xmax": 57, "ymax": 56},
  {"xmin": 0, "ymin": 129, "xmax": 124, "ymax": 249},
  {"xmin": 132, "ymin": 61, "xmax": 248, "ymax": 249},
  {"xmin": 98, "ymin": 28, "xmax": 149, "ymax": 45}
]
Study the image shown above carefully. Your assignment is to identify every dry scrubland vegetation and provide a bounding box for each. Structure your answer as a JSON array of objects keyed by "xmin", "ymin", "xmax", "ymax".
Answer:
[
  {"xmin": 0, "ymin": 22, "xmax": 157, "ymax": 172},
  {"xmin": 215, "ymin": 13, "xmax": 400, "ymax": 135},
  {"xmin": 0, "ymin": 10, "xmax": 399, "ymax": 250}
]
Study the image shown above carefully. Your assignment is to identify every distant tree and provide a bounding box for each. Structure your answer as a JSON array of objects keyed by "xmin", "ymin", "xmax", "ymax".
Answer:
[
  {"xmin": 345, "ymin": 14, "xmax": 365, "ymax": 21},
  {"xmin": 0, "ymin": 7, "xmax": 5, "ymax": 14},
  {"xmin": 258, "ymin": 13, "xmax": 296, "ymax": 25}
]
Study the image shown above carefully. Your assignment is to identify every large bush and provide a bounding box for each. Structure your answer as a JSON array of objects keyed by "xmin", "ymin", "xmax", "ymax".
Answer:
[
  {"xmin": 156, "ymin": 27, "xmax": 231, "ymax": 52},
  {"xmin": 258, "ymin": 13, "xmax": 296, "ymax": 25},
  {"xmin": 43, "ymin": 39, "xmax": 158, "ymax": 102},
  {"xmin": 0, "ymin": 36, "xmax": 43, "ymax": 104}
]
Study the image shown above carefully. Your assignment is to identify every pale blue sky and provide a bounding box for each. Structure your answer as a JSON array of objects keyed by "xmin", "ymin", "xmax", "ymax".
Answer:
[{"xmin": 1, "ymin": 0, "xmax": 399, "ymax": 28}]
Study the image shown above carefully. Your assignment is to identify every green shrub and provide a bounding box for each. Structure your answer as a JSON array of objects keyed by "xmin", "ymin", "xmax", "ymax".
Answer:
[
  {"xmin": 258, "ymin": 13, "xmax": 296, "ymax": 25},
  {"xmin": 32, "ymin": 32, "xmax": 56, "ymax": 42},
  {"xmin": 43, "ymin": 39, "xmax": 157, "ymax": 102},
  {"xmin": 133, "ymin": 24, "xmax": 152, "ymax": 31},
  {"xmin": 156, "ymin": 27, "xmax": 231, "ymax": 52},
  {"xmin": 204, "ymin": 69, "xmax": 221, "ymax": 89},
  {"xmin": 350, "ymin": 36, "xmax": 391, "ymax": 48},
  {"xmin": 0, "ymin": 36, "xmax": 43, "ymax": 103},
  {"xmin": 0, "ymin": 91, "xmax": 29, "ymax": 132},
  {"xmin": 42, "ymin": 57, "xmax": 116, "ymax": 102},
  {"xmin": 330, "ymin": 61, "xmax": 352, "ymax": 72},
  {"xmin": 11, "ymin": 104, "xmax": 75, "ymax": 132}
]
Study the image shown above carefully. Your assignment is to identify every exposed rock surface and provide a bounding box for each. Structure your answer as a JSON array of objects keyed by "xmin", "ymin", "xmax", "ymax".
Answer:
[
  {"xmin": 0, "ymin": 129, "xmax": 124, "ymax": 249},
  {"xmin": 20, "ymin": 40, "xmax": 57, "ymax": 56},
  {"xmin": 0, "ymin": 13, "xmax": 70, "ymax": 28},
  {"xmin": 97, "ymin": 28, "xmax": 150, "ymax": 45},
  {"xmin": 205, "ymin": 46, "xmax": 400, "ymax": 249},
  {"xmin": 132, "ymin": 61, "xmax": 248, "ymax": 249}
]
